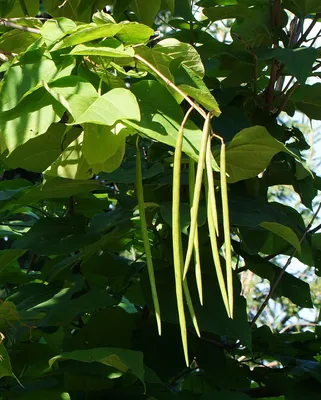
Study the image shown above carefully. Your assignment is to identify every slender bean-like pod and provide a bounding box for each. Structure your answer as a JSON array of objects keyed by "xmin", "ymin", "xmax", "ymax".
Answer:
[
  {"xmin": 205, "ymin": 139, "xmax": 219, "ymax": 236},
  {"xmin": 204, "ymin": 164, "xmax": 230, "ymax": 318},
  {"xmin": 183, "ymin": 112, "xmax": 213, "ymax": 280},
  {"xmin": 172, "ymin": 107, "xmax": 194, "ymax": 366},
  {"xmin": 188, "ymin": 159, "xmax": 203, "ymax": 305},
  {"xmin": 220, "ymin": 143, "xmax": 233, "ymax": 318},
  {"xmin": 135, "ymin": 140, "xmax": 162, "ymax": 335},
  {"xmin": 183, "ymin": 278, "xmax": 201, "ymax": 337}
]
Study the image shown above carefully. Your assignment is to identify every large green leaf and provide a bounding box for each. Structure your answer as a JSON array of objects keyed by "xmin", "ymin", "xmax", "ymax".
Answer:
[
  {"xmin": 219, "ymin": 126, "xmax": 293, "ymax": 183},
  {"xmin": 0, "ymin": 51, "xmax": 75, "ymax": 111},
  {"xmin": 44, "ymin": 133, "xmax": 93, "ymax": 180},
  {"xmin": 231, "ymin": 5, "xmax": 274, "ymax": 47},
  {"xmin": 90, "ymin": 140, "xmax": 126, "ymax": 173},
  {"xmin": 135, "ymin": 46, "xmax": 174, "ymax": 81},
  {"xmin": 4, "ymin": 124, "xmax": 80, "ymax": 172},
  {"xmin": 69, "ymin": 40, "xmax": 134, "ymax": 58},
  {"xmin": 203, "ymin": 4, "xmax": 249, "ymax": 21},
  {"xmin": 70, "ymin": 308, "xmax": 137, "ymax": 354},
  {"xmin": 173, "ymin": 0, "xmax": 194, "ymax": 20},
  {"xmin": 72, "ymin": 88, "xmax": 140, "ymax": 126},
  {"xmin": 292, "ymin": 83, "xmax": 321, "ymax": 120},
  {"xmin": 100, "ymin": 160, "xmax": 164, "ymax": 183},
  {"xmin": 0, "ymin": 29, "xmax": 39, "ymax": 54},
  {"xmin": 243, "ymin": 253, "xmax": 313, "ymax": 308},
  {"xmin": 260, "ymin": 222, "xmax": 301, "ymax": 253},
  {"xmin": 34, "ymin": 287, "xmax": 118, "ymax": 325},
  {"xmin": 138, "ymin": 39, "xmax": 220, "ymax": 112},
  {"xmin": 16, "ymin": 178, "xmax": 101, "ymax": 205},
  {"xmin": 0, "ymin": 0, "xmax": 15, "ymax": 17},
  {"xmin": 113, "ymin": 0, "xmax": 132, "ymax": 20},
  {"xmin": 131, "ymin": 0, "xmax": 161, "ymax": 26},
  {"xmin": 0, "ymin": 179, "xmax": 32, "ymax": 201},
  {"xmin": 82, "ymin": 123, "xmax": 131, "ymax": 164},
  {"xmin": 5, "ymin": 0, "xmax": 40, "ymax": 18},
  {"xmin": 0, "ymin": 301, "xmax": 23, "ymax": 333},
  {"xmin": 13, "ymin": 215, "xmax": 100, "ymax": 255},
  {"xmin": 41, "ymin": 17, "xmax": 78, "ymax": 47},
  {"xmin": 49, "ymin": 348, "xmax": 145, "ymax": 385},
  {"xmin": 127, "ymin": 80, "xmax": 218, "ymax": 167},
  {"xmin": 0, "ymin": 88, "xmax": 65, "ymax": 153},
  {"xmin": 174, "ymin": 66, "xmax": 221, "ymax": 112},
  {"xmin": 115, "ymin": 21, "xmax": 154, "ymax": 44},
  {"xmin": 51, "ymin": 23, "xmax": 124, "ymax": 51},
  {"xmin": 0, "ymin": 249, "xmax": 26, "ymax": 273},
  {"xmin": 44, "ymin": 76, "xmax": 98, "ymax": 117},
  {"xmin": 155, "ymin": 38, "xmax": 205, "ymax": 78},
  {"xmin": 46, "ymin": 77, "xmax": 140, "ymax": 126},
  {"xmin": 51, "ymin": 21, "xmax": 153, "ymax": 51},
  {"xmin": 283, "ymin": 0, "xmax": 321, "ymax": 15},
  {"xmin": 274, "ymin": 47, "xmax": 317, "ymax": 85}
]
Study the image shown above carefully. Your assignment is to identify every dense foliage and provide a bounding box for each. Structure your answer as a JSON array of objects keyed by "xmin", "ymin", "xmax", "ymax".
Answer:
[{"xmin": 0, "ymin": 0, "xmax": 321, "ymax": 399}]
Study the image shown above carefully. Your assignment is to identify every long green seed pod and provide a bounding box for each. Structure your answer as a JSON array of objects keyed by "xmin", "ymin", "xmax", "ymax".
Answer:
[
  {"xmin": 136, "ymin": 139, "xmax": 162, "ymax": 335},
  {"xmin": 183, "ymin": 112, "xmax": 213, "ymax": 280},
  {"xmin": 172, "ymin": 107, "xmax": 194, "ymax": 366},
  {"xmin": 183, "ymin": 278, "xmax": 201, "ymax": 337},
  {"xmin": 188, "ymin": 159, "xmax": 203, "ymax": 305},
  {"xmin": 177, "ymin": 219, "xmax": 201, "ymax": 337},
  {"xmin": 220, "ymin": 143, "xmax": 233, "ymax": 318},
  {"xmin": 205, "ymin": 139, "xmax": 219, "ymax": 236},
  {"xmin": 204, "ymin": 158, "xmax": 230, "ymax": 318}
]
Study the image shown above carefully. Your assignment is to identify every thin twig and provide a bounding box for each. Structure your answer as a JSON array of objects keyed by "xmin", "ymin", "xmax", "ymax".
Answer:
[
  {"xmin": 295, "ymin": 14, "xmax": 321, "ymax": 48},
  {"xmin": 274, "ymin": 81, "xmax": 300, "ymax": 117},
  {"xmin": 312, "ymin": 61, "xmax": 321, "ymax": 72},
  {"xmin": 309, "ymin": 222, "xmax": 321, "ymax": 234},
  {"xmin": 265, "ymin": 58, "xmax": 278, "ymax": 111},
  {"xmin": 309, "ymin": 27, "xmax": 321, "ymax": 48},
  {"xmin": 276, "ymin": 76, "xmax": 295, "ymax": 98},
  {"xmin": 273, "ymin": 15, "xmax": 320, "ymax": 85},
  {"xmin": 279, "ymin": 322, "xmax": 318, "ymax": 334},
  {"xmin": 58, "ymin": 0, "xmax": 68, "ymax": 8},
  {"xmin": 250, "ymin": 202, "xmax": 321, "ymax": 328},
  {"xmin": 0, "ymin": 18, "xmax": 41, "ymax": 34}
]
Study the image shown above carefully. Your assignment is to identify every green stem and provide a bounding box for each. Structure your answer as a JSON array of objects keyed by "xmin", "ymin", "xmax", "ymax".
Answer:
[{"xmin": 136, "ymin": 139, "xmax": 162, "ymax": 335}]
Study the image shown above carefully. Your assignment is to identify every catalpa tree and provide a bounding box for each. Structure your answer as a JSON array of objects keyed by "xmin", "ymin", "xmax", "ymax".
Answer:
[{"xmin": 0, "ymin": 1, "xmax": 321, "ymax": 399}]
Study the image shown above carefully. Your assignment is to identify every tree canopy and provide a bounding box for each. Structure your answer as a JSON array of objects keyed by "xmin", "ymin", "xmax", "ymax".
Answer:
[{"xmin": 0, "ymin": 1, "xmax": 321, "ymax": 399}]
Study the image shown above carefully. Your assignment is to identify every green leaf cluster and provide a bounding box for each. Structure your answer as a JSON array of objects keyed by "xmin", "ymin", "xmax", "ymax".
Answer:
[{"xmin": 0, "ymin": 0, "xmax": 320, "ymax": 399}]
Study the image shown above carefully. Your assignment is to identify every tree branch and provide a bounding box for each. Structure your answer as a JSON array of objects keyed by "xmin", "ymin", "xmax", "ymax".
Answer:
[
  {"xmin": 295, "ymin": 14, "xmax": 321, "ymax": 48},
  {"xmin": 0, "ymin": 18, "xmax": 41, "ymax": 34},
  {"xmin": 274, "ymin": 81, "xmax": 300, "ymax": 117}
]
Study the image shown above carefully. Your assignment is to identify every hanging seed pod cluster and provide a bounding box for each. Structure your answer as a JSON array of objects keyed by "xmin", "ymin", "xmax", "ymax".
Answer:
[
  {"xmin": 134, "ymin": 44, "xmax": 232, "ymax": 368},
  {"xmin": 135, "ymin": 106, "xmax": 233, "ymax": 366}
]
